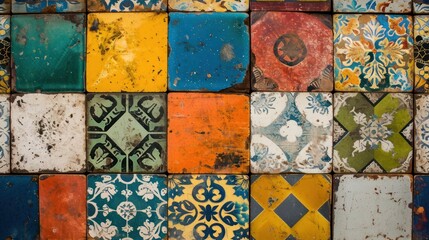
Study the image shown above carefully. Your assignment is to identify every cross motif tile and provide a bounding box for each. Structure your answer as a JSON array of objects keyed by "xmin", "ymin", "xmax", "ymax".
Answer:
[
  {"xmin": 414, "ymin": 15, "xmax": 429, "ymax": 92},
  {"xmin": 334, "ymin": 0, "xmax": 411, "ymax": 13},
  {"xmin": 0, "ymin": 94, "xmax": 9, "ymax": 173},
  {"xmin": 250, "ymin": 0, "xmax": 331, "ymax": 11},
  {"xmin": 87, "ymin": 0, "xmax": 166, "ymax": 11},
  {"xmin": 12, "ymin": 0, "xmax": 85, "ymax": 12}
]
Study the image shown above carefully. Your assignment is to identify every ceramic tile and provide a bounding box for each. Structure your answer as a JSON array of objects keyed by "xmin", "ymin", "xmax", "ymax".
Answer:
[
  {"xmin": 168, "ymin": 93, "xmax": 250, "ymax": 174},
  {"xmin": 250, "ymin": 0, "xmax": 331, "ymax": 11},
  {"xmin": 87, "ymin": 13, "xmax": 167, "ymax": 93},
  {"xmin": 333, "ymin": 93, "xmax": 413, "ymax": 173},
  {"xmin": 11, "ymin": 14, "xmax": 85, "ymax": 92},
  {"xmin": 251, "ymin": 93, "xmax": 333, "ymax": 173},
  {"xmin": 168, "ymin": 175, "xmax": 249, "ymax": 240},
  {"xmin": 87, "ymin": 174, "xmax": 167, "ymax": 240},
  {"xmin": 0, "ymin": 95, "xmax": 9, "ymax": 173},
  {"xmin": 251, "ymin": 12, "xmax": 333, "ymax": 92},
  {"xmin": 87, "ymin": 93, "xmax": 166, "ymax": 173},
  {"xmin": 0, "ymin": 0, "xmax": 9, "ymax": 12},
  {"xmin": 12, "ymin": 0, "xmax": 85, "ymax": 12},
  {"xmin": 415, "ymin": 16, "xmax": 429, "ymax": 92},
  {"xmin": 169, "ymin": 0, "xmax": 247, "ymax": 11},
  {"xmin": 11, "ymin": 94, "xmax": 86, "ymax": 173},
  {"xmin": 415, "ymin": 94, "xmax": 429, "ymax": 173},
  {"xmin": 40, "ymin": 174, "xmax": 86, "ymax": 239},
  {"xmin": 168, "ymin": 13, "xmax": 249, "ymax": 92},
  {"xmin": 334, "ymin": 0, "xmax": 411, "ymax": 12},
  {"xmin": 87, "ymin": 0, "xmax": 166, "ymax": 11},
  {"xmin": 0, "ymin": 16, "xmax": 10, "ymax": 93},
  {"xmin": 0, "ymin": 175, "xmax": 39, "ymax": 239},
  {"xmin": 414, "ymin": 0, "xmax": 429, "ymax": 13},
  {"xmin": 414, "ymin": 175, "xmax": 429, "ymax": 239},
  {"xmin": 334, "ymin": 14, "xmax": 413, "ymax": 92},
  {"xmin": 333, "ymin": 174, "xmax": 412, "ymax": 240}
]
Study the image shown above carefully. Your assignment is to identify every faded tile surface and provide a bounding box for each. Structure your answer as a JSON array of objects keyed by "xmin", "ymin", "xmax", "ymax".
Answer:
[
  {"xmin": 0, "ymin": 95, "xmax": 9, "ymax": 173},
  {"xmin": 415, "ymin": 94, "xmax": 429, "ymax": 173},
  {"xmin": 415, "ymin": 15, "xmax": 429, "ymax": 92},
  {"xmin": 414, "ymin": 0, "xmax": 429, "ymax": 13},
  {"xmin": 87, "ymin": 13, "xmax": 167, "ymax": 92},
  {"xmin": 414, "ymin": 175, "xmax": 429, "ymax": 239},
  {"xmin": 168, "ymin": 175, "xmax": 249, "ymax": 240},
  {"xmin": 11, "ymin": 94, "xmax": 86, "ymax": 173},
  {"xmin": 87, "ymin": 174, "xmax": 167, "ymax": 240},
  {"xmin": 251, "ymin": 175, "xmax": 331, "ymax": 239},
  {"xmin": 169, "ymin": 0, "xmax": 247, "ymax": 11},
  {"xmin": 251, "ymin": 93, "xmax": 333, "ymax": 173},
  {"xmin": 334, "ymin": 93, "xmax": 413, "ymax": 173},
  {"xmin": 87, "ymin": 93, "xmax": 166, "ymax": 173},
  {"xmin": 251, "ymin": 12, "xmax": 333, "ymax": 92},
  {"xmin": 168, "ymin": 93, "xmax": 250, "ymax": 174},
  {"xmin": 334, "ymin": 14, "xmax": 413, "ymax": 92},
  {"xmin": 87, "ymin": 0, "xmax": 166, "ymax": 11},
  {"xmin": 0, "ymin": 16, "xmax": 10, "ymax": 93},
  {"xmin": 334, "ymin": 0, "xmax": 411, "ymax": 12},
  {"xmin": 12, "ymin": 0, "xmax": 85, "ymax": 12},
  {"xmin": 250, "ymin": 0, "xmax": 331, "ymax": 11},
  {"xmin": 333, "ymin": 174, "xmax": 412, "ymax": 240},
  {"xmin": 168, "ymin": 13, "xmax": 249, "ymax": 92}
]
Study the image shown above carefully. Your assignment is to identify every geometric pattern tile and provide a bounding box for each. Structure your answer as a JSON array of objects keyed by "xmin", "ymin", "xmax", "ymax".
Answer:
[
  {"xmin": 251, "ymin": 174, "xmax": 331, "ymax": 240},
  {"xmin": 0, "ymin": 16, "xmax": 10, "ymax": 93},
  {"xmin": 250, "ymin": 0, "xmax": 331, "ymax": 11},
  {"xmin": 0, "ymin": 94, "xmax": 9, "ymax": 173},
  {"xmin": 87, "ymin": 0, "xmax": 166, "ymax": 11},
  {"xmin": 414, "ymin": 0, "xmax": 429, "ymax": 13},
  {"xmin": 12, "ymin": 0, "xmax": 85, "ymax": 12},
  {"xmin": 87, "ymin": 94, "xmax": 166, "ymax": 173},
  {"xmin": 414, "ymin": 15, "xmax": 429, "ymax": 92},
  {"xmin": 415, "ymin": 94, "xmax": 429, "ymax": 173},
  {"xmin": 334, "ymin": 93, "xmax": 413, "ymax": 173},
  {"xmin": 334, "ymin": 0, "xmax": 412, "ymax": 13},
  {"xmin": 168, "ymin": 0, "xmax": 247, "ymax": 11},
  {"xmin": 414, "ymin": 175, "xmax": 429, "ymax": 239}
]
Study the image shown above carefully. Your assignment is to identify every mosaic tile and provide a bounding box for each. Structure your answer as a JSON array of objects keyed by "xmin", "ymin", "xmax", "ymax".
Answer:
[
  {"xmin": 168, "ymin": 13, "xmax": 249, "ymax": 92},
  {"xmin": 12, "ymin": 0, "xmax": 85, "ymax": 12},
  {"xmin": 87, "ymin": 174, "xmax": 167, "ymax": 240},
  {"xmin": 87, "ymin": 93, "xmax": 166, "ymax": 173},
  {"xmin": 87, "ymin": 13, "xmax": 167, "ymax": 93},
  {"xmin": 251, "ymin": 174, "xmax": 331, "ymax": 239},
  {"xmin": 11, "ymin": 14, "xmax": 85, "ymax": 92},
  {"xmin": 0, "ymin": 95, "xmax": 9, "ymax": 173},
  {"xmin": 0, "ymin": 175, "xmax": 39, "ymax": 239},
  {"xmin": 333, "ymin": 93, "xmax": 413, "ymax": 173},
  {"xmin": 415, "ymin": 94, "xmax": 429, "ymax": 173},
  {"xmin": 333, "ymin": 174, "xmax": 412, "ymax": 239},
  {"xmin": 0, "ymin": 16, "xmax": 10, "ymax": 93},
  {"xmin": 414, "ymin": 175, "xmax": 429, "ymax": 239},
  {"xmin": 169, "ymin": 0, "xmax": 247, "ymax": 11},
  {"xmin": 168, "ymin": 93, "xmax": 250, "ymax": 174},
  {"xmin": 334, "ymin": 0, "xmax": 411, "ymax": 13},
  {"xmin": 414, "ymin": 0, "xmax": 429, "ymax": 13},
  {"xmin": 251, "ymin": 92, "xmax": 333, "ymax": 173},
  {"xmin": 251, "ymin": 12, "xmax": 333, "ymax": 92},
  {"xmin": 250, "ymin": 0, "xmax": 331, "ymax": 11},
  {"xmin": 40, "ymin": 174, "xmax": 86, "ymax": 239},
  {"xmin": 87, "ymin": 0, "xmax": 166, "ymax": 11},
  {"xmin": 334, "ymin": 14, "xmax": 413, "ymax": 92},
  {"xmin": 168, "ymin": 175, "xmax": 249, "ymax": 240},
  {"xmin": 415, "ymin": 15, "xmax": 429, "ymax": 92},
  {"xmin": 11, "ymin": 94, "xmax": 86, "ymax": 173}
]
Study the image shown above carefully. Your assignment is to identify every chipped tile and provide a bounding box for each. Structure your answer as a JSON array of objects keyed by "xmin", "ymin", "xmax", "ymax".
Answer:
[
  {"xmin": 169, "ymin": 0, "xmax": 247, "ymax": 11},
  {"xmin": 12, "ymin": 0, "xmax": 85, "ymax": 13},
  {"xmin": 251, "ymin": 12, "xmax": 333, "ymax": 92},
  {"xmin": 415, "ymin": 15, "xmax": 429, "ymax": 92},
  {"xmin": 414, "ymin": 0, "xmax": 429, "ymax": 13},
  {"xmin": 87, "ymin": 93, "xmax": 166, "ymax": 173},
  {"xmin": 250, "ymin": 0, "xmax": 331, "ymax": 11},
  {"xmin": 414, "ymin": 175, "xmax": 429, "ymax": 239},
  {"xmin": 0, "ymin": 16, "xmax": 10, "ymax": 93},
  {"xmin": 168, "ymin": 93, "xmax": 250, "ymax": 174},
  {"xmin": 87, "ymin": 0, "xmax": 166, "ymax": 12},
  {"xmin": 415, "ymin": 94, "xmax": 429, "ymax": 173},
  {"xmin": 168, "ymin": 13, "xmax": 250, "ymax": 92},
  {"xmin": 11, "ymin": 94, "xmax": 86, "ymax": 173},
  {"xmin": 334, "ymin": 0, "xmax": 411, "ymax": 13},
  {"xmin": 0, "ymin": 94, "xmax": 9, "ymax": 173}
]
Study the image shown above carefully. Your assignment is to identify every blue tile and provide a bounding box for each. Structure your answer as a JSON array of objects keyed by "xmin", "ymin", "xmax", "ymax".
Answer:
[{"xmin": 414, "ymin": 175, "xmax": 429, "ymax": 239}]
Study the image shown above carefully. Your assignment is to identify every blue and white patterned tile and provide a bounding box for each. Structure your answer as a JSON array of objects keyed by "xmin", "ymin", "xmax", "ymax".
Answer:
[
  {"xmin": 415, "ymin": 94, "xmax": 429, "ymax": 173},
  {"xmin": 0, "ymin": 95, "xmax": 9, "ymax": 173},
  {"xmin": 334, "ymin": 0, "xmax": 411, "ymax": 13},
  {"xmin": 414, "ymin": 0, "xmax": 429, "ymax": 13}
]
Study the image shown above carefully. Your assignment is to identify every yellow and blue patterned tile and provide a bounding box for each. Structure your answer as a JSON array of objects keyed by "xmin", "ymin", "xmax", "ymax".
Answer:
[
  {"xmin": 334, "ymin": 0, "xmax": 411, "ymax": 13},
  {"xmin": 0, "ymin": 16, "xmax": 9, "ymax": 93},
  {"xmin": 414, "ymin": 15, "xmax": 429, "ymax": 92}
]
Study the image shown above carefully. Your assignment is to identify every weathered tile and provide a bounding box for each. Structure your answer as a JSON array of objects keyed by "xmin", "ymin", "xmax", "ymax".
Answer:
[
  {"xmin": 40, "ymin": 174, "xmax": 86, "ymax": 239},
  {"xmin": 11, "ymin": 14, "xmax": 85, "ymax": 92},
  {"xmin": 251, "ymin": 12, "xmax": 333, "ymax": 92},
  {"xmin": 87, "ymin": 174, "xmax": 167, "ymax": 240},
  {"xmin": 333, "ymin": 93, "xmax": 413, "ymax": 173},
  {"xmin": 0, "ymin": 0, "xmax": 10, "ymax": 12},
  {"xmin": 414, "ymin": 175, "xmax": 429, "ymax": 239},
  {"xmin": 334, "ymin": 14, "xmax": 413, "ymax": 92},
  {"xmin": 0, "ymin": 95, "xmax": 9, "ymax": 173},
  {"xmin": 168, "ymin": 175, "xmax": 249, "ymax": 240},
  {"xmin": 333, "ymin": 174, "xmax": 412, "ymax": 239},
  {"xmin": 11, "ymin": 94, "xmax": 86, "ymax": 173},
  {"xmin": 88, "ymin": 0, "xmax": 166, "ymax": 12},
  {"xmin": 87, "ymin": 93, "xmax": 166, "ymax": 173},
  {"xmin": 415, "ymin": 94, "xmax": 429, "ymax": 173},
  {"xmin": 251, "ymin": 93, "xmax": 333, "ymax": 173},
  {"xmin": 0, "ymin": 175, "xmax": 39, "ymax": 239},
  {"xmin": 12, "ymin": 0, "xmax": 85, "ymax": 12},
  {"xmin": 414, "ymin": 0, "xmax": 429, "ymax": 13},
  {"xmin": 0, "ymin": 16, "xmax": 10, "ymax": 93},
  {"xmin": 250, "ymin": 0, "xmax": 331, "ymax": 11},
  {"xmin": 415, "ymin": 15, "xmax": 429, "ymax": 92},
  {"xmin": 168, "ymin": 93, "xmax": 250, "ymax": 173},
  {"xmin": 334, "ymin": 0, "xmax": 411, "ymax": 12},
  {"xmin": 87, "ymin": 13, "xmax": 167, "ymax": 92},
  {"xmin": 169, "ymin": 0, "xmax": 247, "ymax": 11},
  {"xmin": 168, "ymin": 13, "xmax": 249, "ymax": 92}
]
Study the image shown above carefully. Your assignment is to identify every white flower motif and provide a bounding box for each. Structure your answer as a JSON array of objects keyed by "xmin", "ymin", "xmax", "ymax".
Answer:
[
  {"xmin": 279, "ymin": 120, "xmax": 303, "ymax": 142},
  {"xmin": 136, "ymin": 182, "xmax": 156, "ymax": 201},
  {"xmin": 88, "ymin": 219, "xmax": 118, "ymax": 240},
  {"xmin": 121, "ymin": 189, "xmax": 132, "ymax": 198},
  {"xmin": 160, "ymin": 188, "xmax": 167, "ymax": 196},
  {"xmin": 138, "ymin": 220, "xmax": 160, "ymax": 240},
  {"xmin": 142, "ymin": 206, "xmax": 153, "ymax": 218},
  {"xmin": 122, "ymin": 224, "xmax": 133, "ymax": 233}
]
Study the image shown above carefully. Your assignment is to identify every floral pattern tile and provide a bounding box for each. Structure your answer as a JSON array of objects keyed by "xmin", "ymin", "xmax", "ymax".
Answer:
[
  {"xmin": 250, "ymin": 0, "xmax": 331, "ymax": 11},
  {"xmin": 414, "ymin": 175, "xmax": 429, "ymax": 239},
  {"xmin": 334, "ymin": 93, "xmax": 413, "ymax": 173},
  {"xmin": 334, "ymin": 0, "xmax": 411, "ymax": 13},
  {"xmin": 169, "ymin": 0, "xmax": 247, "ymax": 11},
  {"xmin": 87, "ymin": 174, "xmax": 167, "ymax": 240},
  {"xmin": 415, "ymin": 15, "xmax": 429, "ymax": 92},
  {"xmin": 334, "ymin": 14, "xmax": 413, "ymax": 92},
  {"xmin": 415, "ymin": 94, "xmax": 429, "ymax": 173},
  {"xmin": 414, "ymin": 0, "xmax": 429, "ymax": 13},
  {"xmin": 12, "ymin": 0, "xmax": 85, "ymax": 12},
  {"xmin": 168, "ymin": 175, "xmax": 249, "ymax": 240},
  {"xmin": 87, "ymin": 0, "xmax": 166, "ymax": 11},
  {"xmin": 0, "ymin": 16, "xmax": 10, "ymax": 93},
  {"xmin": 251, "ymin": 93, "xmax": 333, "ymax": 173},
  {"xmin": 0, "ymin": 95, "xmax": 9, "ymax": 173}
]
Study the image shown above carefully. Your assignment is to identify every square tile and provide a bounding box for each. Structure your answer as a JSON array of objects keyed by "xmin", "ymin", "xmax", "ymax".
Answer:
[
  {"xmin": 414, "ymin": 0, "xmax": 429, "ymax": 13},
  {"xmin": 333, "ymin": 93, "xmax": 413, "ymax": 173},
  {"xmin": 87, "ymin": 93, "xmax": 167, "ymax": 173},
  {"xmin": 0, "ymin": 95, "xmax": 9, "ymax": 173},
  {"xmin": 251, "ymin": 12, "xmax": 333, "ymax": 92},
  {"xmin": 168, "ymin": 0, "xmax": 247, "ymax": 11},
  {"xmin": 12, "ymin": 0, "xmax": 85, "ymax": 12},
  {"xmin": 87, "ymin": 0, "xmax": 166, "ymax": 11},
  {"xmin": 250, "ymin": 0, "xmax": 331, "ymax": 11},
  {"xmin": 40, "ymin": 174, "xmax": 86, "ymax": 239},
  {"xmin": 168, "ymin": 175, "xmax": 249, "ymax": 240},
  {"xmin": 414, "ymin": 175, "xmax": 429, "ymax": 239},
  {"xmin": 334, "ymin": 14, "xmax": 413, "ymax": 92},
  {"xmin": 168, "ymin": 93, "xmax": 250, "ymax": 173},
  {"xmin": 414, "ymin": 94, "xmax": 429, "ymax": 173},
  {"xmin": 11, "ymin": 94, "xmax": 86, "ymax": 173},
  {"xmin": 11, "ymin": 14, "xmax": 85, "ymax": 92},
  {"xmin": 251, "ymin": 174, "xmax": 331, "ymax": 239},
  {"xmin": 87, "ymin": 13, "xmax": 167, "ymax": 92},
  {"xmin": 0, "ymin": 16, "xmax": 10, "ymax": 93},
  {"xmin": 333, "ymin": 174, "xmax": 412, "ymax": 239},
  {"xmin": 415, "ymin": 16, "xmax": 429, "ymax": 92},
  {"xmin": 251, "ymin": 92, "xmax": 333, "ymax": 173},
  {"xmin": 168, "ymin": 13, "xmax": 249, "ymax": 92},
  {"xmin": 0, "ymin": 175, "xmax": 39, "ymax": 239},
  {"xmin": 87, "ymin": 174, "xmax": 167, "ymax": 240},
  {"xmin": 334, "ymin": 0, "xmax": 411, "ymax": 12}
]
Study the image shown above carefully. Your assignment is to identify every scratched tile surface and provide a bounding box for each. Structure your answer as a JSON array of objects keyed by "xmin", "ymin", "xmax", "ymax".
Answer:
[
  {"xmin": 414, "ymin": 175, "xmax": 429, "ymax": 239},
  {"xmin": 169, "ymin": 0, "xmax": 247, "ymax": 11},
  {"xmin": 0, "ymin": 16, "xmax": 10, "ymax": 93},
  {"xmin": 12, "ymin": 14, "xmax": 85, "ymax": 92},
  {"xmin": 11, "ymin": 94, "xmax": 86, "ymax": 173},
  {"xmin": 0, "ymin": 95, "xmax": 9, "ymax": 173},
  {"xmin": 415, "ymin": 15, "xmax": 429, "ymax": 92},
  {"xmin": 87, "ymin": 174, "xmax": 167, "ymax": 240},
  {"xmin": 168, "ymin": 93, "xmax": 250, "ymax": 174},
  {"xmin": 251, "ymin": 92, "xmax": 333, "ymax": 173},
  {"xmin": 334, "ymin": 0, "xmax": 411, "ymax": 12},
  {"xmin": 168, "ymin": 13, "xmax": 249, "ymax": 92},
  {"xmin": 251, "ymin": 175, "xmax": 331, "ymax": 239},
  {"xmin": 12, "ymin": 0, "xmax": 85, "ymax": 12},
  {"xmin": 334, "ymin": 93, "xmax": 413, "ymax": 173},
  {"xmin": 87, "ymin": 13, "xmax": 167, "ymax": 92},
  {"xmin": 87, "ymin": 0, "xmax": 166, "ymax": 11},
  {"xmin": 250, "ymin": 0, "xmax": 331, "ymax": 11},
  {"xmin": 414, "ymin": 0, "xmax": 429, "ymax": 13},
  {"xmin": 415, "ymin": 95, "xmax": 429, "ymax": 173},
  {"xmin": 334, "ymin": 14, "xmax": 413, "ymax": 92},
  {"xmin": 87, "ymin": 93, "xmax": 166, "ymax": 173},
  {"xmin": 168, "ymin": 175, "xmax": 249, "ymax": 240}
]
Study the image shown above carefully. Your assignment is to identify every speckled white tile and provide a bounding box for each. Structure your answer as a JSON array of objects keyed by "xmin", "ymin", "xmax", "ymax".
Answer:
[{"xmin": 0, "ymin": 94, "xmax": 9, "ymax": 173}]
